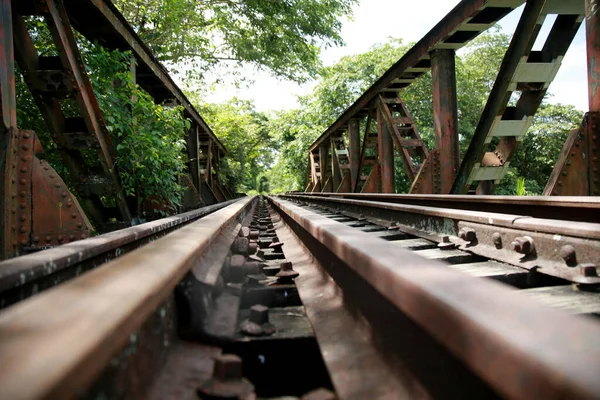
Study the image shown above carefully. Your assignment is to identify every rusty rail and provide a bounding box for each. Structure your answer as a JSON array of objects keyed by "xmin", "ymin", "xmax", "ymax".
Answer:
[
  {"xmin": 268, "ymin": 195, "xmax": 600, "ymax": 399},
  {"xmin": 279, "ymin": 193, "xmax": 600, "ymax": 284},
  {"xmin": 0, "ymin": 197, "xmax": 253, "ymax": 400},
  {"xmin": 284, "ymin": 192, "xmax": 600, "ymax": 222},
  {"xmin": 0, "ymin": 198, "xmax": 240, "ymax": 309}
]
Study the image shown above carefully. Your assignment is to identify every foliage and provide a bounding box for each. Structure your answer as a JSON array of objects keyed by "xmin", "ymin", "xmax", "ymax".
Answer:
[
  {"xmin": 194, "ymin": 98, "xmax": 274, "ymax": 193},
  {"xmin": 85, "ymin": 46, "xmax": 189, "ymax": 213},
  {"xmin": 268, "ymin": 31, "xmax": 583, "ymax": 194},
  {"xmin": 113, "ymin": 0, "xmax": 357, "ymax": 83}
]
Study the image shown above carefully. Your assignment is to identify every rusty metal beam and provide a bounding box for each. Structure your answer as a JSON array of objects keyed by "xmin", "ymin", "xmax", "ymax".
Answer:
[
  {"xmin": 377, "ymin": 104, "xmax": 395, "ymax": 193},
  {"xmin": 309, "ymin": 0, "xmax": 522, "ymax": 153},
  {"xmin": 587, "ymin": 0, "xmax": 600, "ymax": 113},
  {"xmin": 348, "ymin": 119, "xmax": 360, "ymax": 191},
  {"xmin": 0, "ymin": 0, "xmax": 16, "ymax": 260},
  {"xmin": 431, "ymin": 49, "xmax": 459, "ymax": 193}
]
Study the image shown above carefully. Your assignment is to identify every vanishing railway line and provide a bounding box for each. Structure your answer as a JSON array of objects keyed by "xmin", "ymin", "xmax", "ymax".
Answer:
[{"xmin": 0, "ymin": 195, "xmax": 599, "ymax": 399}]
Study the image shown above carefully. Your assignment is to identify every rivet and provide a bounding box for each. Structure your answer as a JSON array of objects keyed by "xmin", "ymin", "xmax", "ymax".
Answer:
[
  {"xmin": 20, "ymin": 216, "xmax": 26, "ymax": 222},
  {"xmin": 69, "ymin": 235, "xmax": 75, "ymax": 240},
  {"xmin": 20, "ymin": 203, "xmax": 26, "ymax": 209},
  {"xmin": 55, "ymin": 183, "xmax": 60, "ymax": 188},
  {"xmin": 23, "ymin": 133, "xmax": 30, "ymax": 139},
  {"xmin": 571, "ymin": 152, "xmax": 575, "ymax": 157},
  {"xmin": 43, "ymin": 166, "xmax": 49, "ymax": 171},
  {"xmin": 45, "ymin": 235, "xmax": 51, "ymax": 241},
  {"xmin": 11, "ymin": 208, "xmax": 16, "ymax": 214},
  {"xmin": 33, "ymin": 236, "xmax": 39, "ymax": 242},
  {"xmin": 77, "ymin": 222, "xmax": 82, "ymax": 228},
  {"xmin": 67, "ymin": 203, "xmax": 72, "ymax": 208},
  {"xmin": 560, "ymin": 245, "xmax": 577, "ymax": 266},
  {"xmin": 21, "ymin": 239, "xmax": 27, "ymax": 245},
  {"xmin": 57, "ymin": 235, "xmax": 64, "ymax": 241},
  {"xmin": 50, "ymin": 175, "xmax": 55, "ymax": 179},
  {"xmin": 21, "ymin": 145, "xmax": 29, "ymax": 150},
  {"xmin": 71, "ymin": 213, "xmax": 77, "ymax": 218},
  {"xmin": 20, "ymin": 167, "xmax": 27, "ymax": 173},
  {"xmin": 20, "ymin": 227, "xmax": 26, "ymax": 233},
  {"xmin": 61, "ymin": 192, "xmax": 67, "ymax": 197},
  {"xmin": 20, "ymin": 191, "xmax": 26, "ymax": 197},
  {"xmin": 19, "ymin": 179, "xmax": 26, "ymax": 185},
  {"xmin": 10, "ymin": 178, "xmax": 15, "ymax": 183},
  {"xmin": 561, "ymin": 171, "xmax": 567, "ymax": 176},
  {"xmin": 558, "ymin": 181, "xmax": 562, "ymax": 186},
  {"xmin": 80, "ymin": 234, "xmax": 86, "ymax": 239}
]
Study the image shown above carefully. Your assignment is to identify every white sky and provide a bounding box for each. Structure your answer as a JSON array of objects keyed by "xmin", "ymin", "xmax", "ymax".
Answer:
[{"xmin": 191, "ymin": 0, "xmax": 589, "ymax": 112}]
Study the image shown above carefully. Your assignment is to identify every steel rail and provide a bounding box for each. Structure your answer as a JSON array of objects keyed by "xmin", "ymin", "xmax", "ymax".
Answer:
[
  {"xmin": 0, "ymin": 196, "xmax": 253, "ymax": 400},
  {"xmin": 279, "ymin": 193, "xmax": 600, "ymax": 284},
  {"xmin": 268, "ymin": 196, "xmax": 600, "ymax": 400},
  {"xmin": 286, "ymin": 192, "xmax": 600, "ymax": 223},
  {"xmin": 0, "ymin": 199, "xmax": 239, "ymax": 308}
]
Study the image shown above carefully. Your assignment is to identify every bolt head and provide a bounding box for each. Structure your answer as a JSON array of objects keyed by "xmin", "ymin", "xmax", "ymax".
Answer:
[
  {"xmin": 560, "ymin": 245, "xmax": 577, "ymax": 266},
  {"xmin": 459, "ymin": 228, "xmax": 476, "ymax": 242},
  {"xmin": 249, "ymin": 304, "xmax": 269, "ymax": 325},
  {"xmin": 580, "ymin": 264, "xmax": 598, "ymax": 277},
  {"xmin": 492, "ymin": 232, "xmax": 502, "ymax": 248},
  {"xmin": 280, "ymin": 261, "xmax": 293, "ymax": 271},
  {"xmin": 213, "ymin": 354, "xmax": 243, "ymax": 381}
]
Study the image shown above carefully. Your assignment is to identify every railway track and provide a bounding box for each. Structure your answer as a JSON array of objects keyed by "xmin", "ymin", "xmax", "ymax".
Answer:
[{"xmin": 0, "ymin": 195, "xmax": 599, "ymax": 399}]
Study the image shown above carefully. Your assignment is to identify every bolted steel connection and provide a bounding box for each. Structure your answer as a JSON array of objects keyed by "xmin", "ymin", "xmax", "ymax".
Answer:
[
  {"xmin": 240, "ymin": 304, "xmax": 276, "ymax": 336},
  {"xmin": 560, "ymin": 245, "xmax": 577, "ymax": 266},
  {"xmin": 511, "ymin": 236, "xmax": 535, "ymax": 255},
  {"xmin": 276, "ymin": 261, "xmax": 299, "ymax": 282},
  {"xmin": 458, "ymin": 227, "xmax": 476, "ymax": 243},
  {"xmin": 197, "ymin": 354, "xmax": 255, "ymax": 399}
]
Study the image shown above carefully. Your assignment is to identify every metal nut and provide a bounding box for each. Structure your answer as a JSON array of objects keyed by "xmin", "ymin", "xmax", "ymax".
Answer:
[
  {"xmin": 459, "ymin": 227, "xmax": 476, "ymax": 243},
  {"xmin": 492, "ymin": 232, "xmax": 502, "ymax": 249},
  {"xmin": 511, "ymin": 236, "xmax": 534, "ymax": 255},
  {"xmin": 559, "ymin": 245, "xmax": 577, "ymax": 267}
]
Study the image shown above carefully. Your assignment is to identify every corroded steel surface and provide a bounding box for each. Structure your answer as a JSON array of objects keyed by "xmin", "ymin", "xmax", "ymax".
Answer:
[{"xmin": 269, "ymin": 195, "xmax": 600, "ymax": 400}]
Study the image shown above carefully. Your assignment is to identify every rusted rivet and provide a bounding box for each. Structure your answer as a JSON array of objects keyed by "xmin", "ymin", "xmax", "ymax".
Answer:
[
  {"xmin": 197, "ymin": 354, "xmax": 254, "ymax": 399},
  {"xmin": 511, "ymin": 236, "xmax": 534, "ymax": 255},
  {"xmin": 20, "ymin": 167, "xmax": 27, "ymax": 173},
  {"xmin": 45, "ymin": 235, "xmax": 51, "ymax": 241},
  {"xmin": 61, "ymin": 192, "xmax": 68, "ymax": 197},
  {"xmin": 33, "ymin": 236, "xmax": 39, "ymax": 242},
  {"xmin": 69, "ymin": 235, "xmax": 75, "ymax": 240},
  {"xmin": 43, "ymin": 166, "xmax": 49, "ymax": 171},
  {"xmin": 20, "ymin": 216, "xmax": 26, "ymax": 222},
  {"xmin": 22, "ymin": 133, "xmax": 31, "ymax": 139},
  {"xmin": 557, "ymin": 181, "xmax": 562, "ymax": 186},
  {"xmin": 560, "ymin": 245, "xmax": 577, "ymax": 267},
  {"xmin": 71, "ymin": 213, "xmax": 77, "ymax": 218},
  {"xmin": 458, "ymin": 227, "xmax": 476, "ymax": 243},
  {"xmin": 11, "ymin": 208, "xmax": 16, "ymax": 214},
  {"xmin": 20, "ymin": 227, "xmax": 26, "ymax": 233},
  {"xmin": 492, "ymin": 232, "xmax": 502, "ymax": 248},
  {"xmin": 19, "ymin": 179, "xmax": 26, "ymax": 185},
  {"xmin": 21, "ymin": 145, "xmax": 29, "ymax": 151},
  {"xmin": 49, "ymin": 174, "xmax": 55, "ymax": 179},
  {"xmin": 57, "ymin": 235, "xmax": 64, "ymax": 241},
  {"xmin": 20, "ymin": 191, "xmax": 26, "ymax": 197},
  {"xmin": 55, "ymin": 183, "xmax": 60, "ymax": 188},
  {"xmin": 20, "ymin": 203, "xmax": 26, "ymax": 209}
]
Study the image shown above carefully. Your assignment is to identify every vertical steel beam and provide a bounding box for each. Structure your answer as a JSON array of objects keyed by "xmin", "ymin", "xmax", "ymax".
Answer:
[
  {"xmin": 0, "ymin": 0, "xmax": 15, "ymax": 131},
  {"xmin": 331, "ymin": 140, "xmax": 342, "ymax": 191},
  {"xmin": 186, "ymin": 124, "xmax": 200, "ymax": 191},
  {"xmin": 0, "ymin": 0, "xmax": 16, "ymax": 259},
  {"xmin": 587, "ymin": 0, "xmax": 600, "ymax": 113},
  {"xmin": 377, "ymin": 106, "xmax": 395, "ymax": 193},
  {"xmin": 431, "ymin": 49, "xmax": 459, "ymax": 194},
  {"xmin": 319, "ymin": 143, "xmax": 331, "ymax": 192},
  {"xmin": 348, "ymin": 118, "xmax": 360, "ymax": 191}
]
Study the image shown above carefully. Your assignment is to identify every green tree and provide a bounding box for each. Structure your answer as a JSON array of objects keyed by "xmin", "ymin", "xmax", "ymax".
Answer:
[
  {"xmin": 113, "ymin": 0, "xmax": 357, "ymax": 83},
  {"xmin": 195, "ymin": 98, "xmax": 274, "ymax": 193}
]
